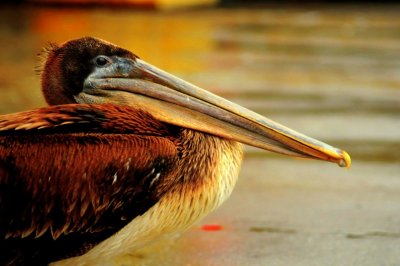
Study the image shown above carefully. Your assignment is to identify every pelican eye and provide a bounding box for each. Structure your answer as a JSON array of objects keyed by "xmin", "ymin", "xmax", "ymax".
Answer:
[{"xmin": 95, "ymin": 56, "xmax": 111, "ymax": 67}]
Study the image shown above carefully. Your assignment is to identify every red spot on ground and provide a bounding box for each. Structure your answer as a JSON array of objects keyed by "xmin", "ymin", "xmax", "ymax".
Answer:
[{"xmin": 201, "ymin": 224, "xmax": 223, "ymax": 231}]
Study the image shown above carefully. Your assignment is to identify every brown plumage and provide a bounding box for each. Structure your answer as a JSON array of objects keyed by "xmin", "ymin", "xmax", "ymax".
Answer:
[
  {"xmin": 0, "ymin": 104, "xmax": 242, "ymax": 265},
  {"xmin": 0, "ymin": 37, "xmax": 350, "ymax": 265},
  {"xmin": 1, "ymin": 105, "xmax": 169, "ymax": 263}
]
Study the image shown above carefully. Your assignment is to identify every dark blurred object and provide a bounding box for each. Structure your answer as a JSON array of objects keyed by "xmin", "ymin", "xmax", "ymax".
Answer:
[
  {"xmin": 2, "ymin": 0, "xmax": 25, "ymax": 4},
  {"xmin": 27, "ymin": 0, "xmax": 155, "ymax": 8},
  {"xmin": 219, "ymin": 0, "xmax": 397, "ymax": 6},
  {"xmin": 4, "ymin": 0, "xmax": 218, "ymax": 9}
]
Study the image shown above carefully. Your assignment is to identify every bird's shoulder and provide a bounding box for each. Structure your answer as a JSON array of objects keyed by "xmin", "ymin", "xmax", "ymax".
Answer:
[{"xmin": 0, "ymin": 103, "xmax": 173, "ymax": 136}]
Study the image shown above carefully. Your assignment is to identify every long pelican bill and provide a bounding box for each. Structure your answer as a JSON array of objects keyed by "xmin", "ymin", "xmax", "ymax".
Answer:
[{"xmin": 76, "ymin": 57, "xmax": 351, "ymax": 168}]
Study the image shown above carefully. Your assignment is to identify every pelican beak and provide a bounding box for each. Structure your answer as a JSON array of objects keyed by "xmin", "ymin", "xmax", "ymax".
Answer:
[{"xmin": 78, "ymin": 57, "xmax": 351, "ymax": 168}]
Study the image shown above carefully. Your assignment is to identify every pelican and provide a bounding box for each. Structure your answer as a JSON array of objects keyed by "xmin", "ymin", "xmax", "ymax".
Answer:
[{"xmin": 0, "ymin": 37, "xmax": 350, "ymax": 265}]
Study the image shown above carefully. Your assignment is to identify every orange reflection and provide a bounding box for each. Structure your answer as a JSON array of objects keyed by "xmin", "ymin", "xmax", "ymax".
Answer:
[
  {"xmin": 33, "ymin": 9, "xmax": 90, "ymax": 37},
  {"xmin": 31, "ymin": 8, "xmax": 213, "ymax": 75}
]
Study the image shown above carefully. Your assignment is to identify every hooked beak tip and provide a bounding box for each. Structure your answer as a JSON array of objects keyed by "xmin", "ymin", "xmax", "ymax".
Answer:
[{"xmin": 338, "ymin": 150, "xmax": 351, "ymax": 169}]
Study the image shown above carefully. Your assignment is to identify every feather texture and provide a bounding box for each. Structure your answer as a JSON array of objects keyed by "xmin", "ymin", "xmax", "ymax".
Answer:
[{"xmin": 0, "ymin": 104, "xmax": 178, "ymax": 265}]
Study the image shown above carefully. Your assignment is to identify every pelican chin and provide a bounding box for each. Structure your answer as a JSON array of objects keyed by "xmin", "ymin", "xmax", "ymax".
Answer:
[{"xmin": 0, "ymin": 36, "xmax": 350, "ymax": 265}]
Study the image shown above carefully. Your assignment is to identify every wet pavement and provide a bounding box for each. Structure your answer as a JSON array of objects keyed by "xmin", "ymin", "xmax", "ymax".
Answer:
[{"xmin": 1, "ymin": 4, "xmax": 400, "ymax": 265}]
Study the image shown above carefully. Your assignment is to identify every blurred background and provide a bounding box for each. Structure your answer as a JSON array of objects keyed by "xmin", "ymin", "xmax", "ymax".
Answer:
[{"xmin": 1, "ymin": 1, "xmax": 400, "ymax": 265}]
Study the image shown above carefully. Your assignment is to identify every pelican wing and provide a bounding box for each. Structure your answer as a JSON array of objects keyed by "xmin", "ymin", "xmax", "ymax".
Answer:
[{"xmin": 0, "ymin": 104, "xmax": 177, "ymax": 265}]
